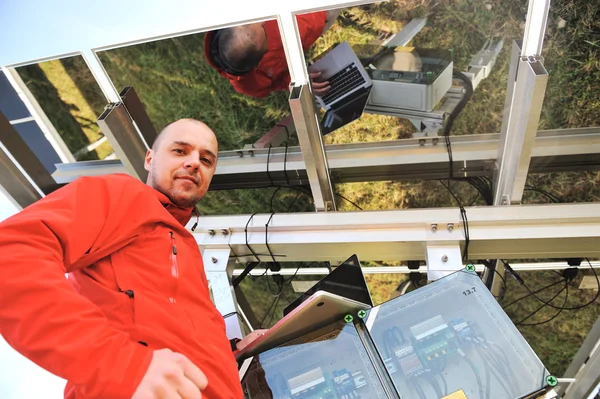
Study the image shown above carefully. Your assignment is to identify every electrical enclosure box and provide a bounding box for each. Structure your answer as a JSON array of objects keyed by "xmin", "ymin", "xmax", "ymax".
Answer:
[{"xmin": 240, "ymin": 269, "xmax": 552, "ymax": 399}]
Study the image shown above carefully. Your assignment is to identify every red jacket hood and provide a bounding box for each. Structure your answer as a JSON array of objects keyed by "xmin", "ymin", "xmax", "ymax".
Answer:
[{"xmin": 149, "ymin": 185, "xmax": 195, "ymax": 227}]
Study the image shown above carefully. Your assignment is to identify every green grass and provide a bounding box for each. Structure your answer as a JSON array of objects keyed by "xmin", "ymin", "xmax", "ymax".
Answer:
[{"xmin": 15, "ymin": 0, "xmax": 600, "ymax": 378}]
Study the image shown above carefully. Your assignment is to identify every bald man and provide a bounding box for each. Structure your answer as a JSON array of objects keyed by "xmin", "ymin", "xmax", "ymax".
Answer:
[
  {"xmin": 0, "ymin": 119, "xmax": 258, "ymax": 399},
  {"xmin": 205, "ymin": 11, "xmax": 340, "ymax": 98}
]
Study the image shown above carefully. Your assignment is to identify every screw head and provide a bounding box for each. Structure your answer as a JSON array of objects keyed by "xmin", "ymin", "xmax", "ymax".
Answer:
[
  {"xmin": 466, "ymin": 264, "xmax": 476, "ymax": 272},
  {"xmin": 208, "ymin": 229, "xmax": 216, "ymax": 236},
  {"xmin": 431, "ymin": 224, "xmax": 438, "ymax": 232},
  {"xmin": 447, "ymin": 223, "xmax": 454, "ymax": 232},
  {"xmin": 419, "ymin": 139, "xmax": 426, "ymax": 146},
  {"xmin": 442, "ymin": 255, "xmax": 449, "ymax": 263},
  {"xmin": 358, "ymin": 310, "xmax": 367, "ymax": 319},
  {"xmin": 211, "ymin": 257, "xmax": 218, "ymax": 264},
  {"xmin": 221, "ymin": 229, "xmax": 229, "ymax": 235},
  {"xmin": 344, "ymin": 314, "xmax": 354, "ymax": 323},
  {"xmin": 546, "ymin": 375, "xmax": 557, "ymax": 387}
]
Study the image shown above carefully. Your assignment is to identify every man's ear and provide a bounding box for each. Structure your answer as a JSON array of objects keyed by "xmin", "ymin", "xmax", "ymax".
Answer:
[{"xmin": 144, "ymin": 149, "xmax": 153, "ymax": 172}]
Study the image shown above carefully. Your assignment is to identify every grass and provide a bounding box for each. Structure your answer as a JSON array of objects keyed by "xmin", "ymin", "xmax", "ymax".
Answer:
[{"xmin": 15, "ymin": 0, "xmax": 600, "ymax": 379}]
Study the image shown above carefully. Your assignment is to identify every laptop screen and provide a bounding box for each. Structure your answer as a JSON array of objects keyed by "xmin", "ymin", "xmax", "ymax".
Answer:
[
  {"xmin": 283, "ymin": 254, "xmax": 373, "ymax": 316},
  {"xmin": 321, "ymin": 86, "xmax": 371, "ymax": 135}
]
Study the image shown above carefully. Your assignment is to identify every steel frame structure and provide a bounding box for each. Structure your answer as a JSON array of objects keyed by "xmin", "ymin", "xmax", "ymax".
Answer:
[{"xmin": 2, "ymin": 0, "xmax": 600, "ymax": 395}]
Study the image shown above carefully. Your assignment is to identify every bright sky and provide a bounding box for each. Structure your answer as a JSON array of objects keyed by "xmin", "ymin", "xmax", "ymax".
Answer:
[{"xmin": 0, "ymin": 192, "xmax": 66, "ymax": 398}]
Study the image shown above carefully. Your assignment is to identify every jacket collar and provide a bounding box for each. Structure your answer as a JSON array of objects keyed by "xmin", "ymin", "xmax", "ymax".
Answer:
[{"xmin": 150, "ymin": 187, "xmax": 194, "ymax": 227}]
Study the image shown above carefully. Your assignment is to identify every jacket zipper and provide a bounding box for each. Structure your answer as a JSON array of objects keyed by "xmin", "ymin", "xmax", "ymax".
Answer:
[
  {"xmin": 169, "ymin": 231, "xmax": 179, "ymax": 303},
  {"xmin": 169, "ymin": 232, "xmax": 196, "ymax": 331}
]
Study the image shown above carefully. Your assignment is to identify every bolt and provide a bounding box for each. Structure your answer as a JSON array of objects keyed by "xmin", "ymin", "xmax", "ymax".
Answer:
[
  {"xmin": 447, "ymin": 223, "xmax": 454, "ymax": 232},
  {"xmin": 237, "ymin": 151, "xmax": 244, "ymax": 158},
  {"xmin": 249, "ymin": 150, "xmax": 255, "ymax": 157},
  {"xmin": 211, "ymin": 257, "xmax": 218, "ymax": 264},
  {"xmin": 221, "ymin": 229, "xmax": 229, "ymax": 235},
  {"xmin": 442, "ymin": 255, "xmax": 449, "ymax": 263},
  {"xmin": 431, "ymin": 224, "xmax": 438, "ymax": 232},
  {"xmin": 432, "ymin": 138, "xmax": 439, "ymax": 146},
  {"xmin": 344, "ymin": 314, "xmax": 354, "ymax": 323},
  {"xmin": 419, "ymin": 139, "xmax": 426, "ymax": 146},
  {"xmin": 546, "ymin": 375, "xmax": 557, "ymax": 387},
  {"xmin": 208, "ymin": 229, "xmax": 216, "ymax": 236},
  {"xmin": 358, "ymin": 310, "xmax": 367, "ymax": 319}
]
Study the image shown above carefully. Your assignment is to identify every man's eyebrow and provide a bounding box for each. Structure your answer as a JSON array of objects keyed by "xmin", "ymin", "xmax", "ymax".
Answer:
[
  {"xmin": 204, "ymin": 150, "xmax": 217, "ymax": 159},
  {"xmin": 172, "ymin": 141, "xmax": 217, "ymax": 159}
]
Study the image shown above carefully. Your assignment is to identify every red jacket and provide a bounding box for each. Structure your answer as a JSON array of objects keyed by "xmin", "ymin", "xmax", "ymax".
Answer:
[
  {"xmin": 0, "ymin": 174, "xmax": 241, "ymax": 399},
  {"xmin": 205, "ymin": 12, "xmax": 327, "ymax": 98}
]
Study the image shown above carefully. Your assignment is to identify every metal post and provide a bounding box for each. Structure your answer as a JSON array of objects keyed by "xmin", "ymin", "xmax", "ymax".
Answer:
[
  {"xmin": 96, "ymin": 103, "xmax": 149, "ymax": 181},
  {"xmin": 277, "ymin": 12, "xmax": 309, "ymax": 86},
  {"xmin": 120, "ymin": 86, "xmax": 158, "ymax": 149},
  {"xmin": 0, "ymin": 114, "xmax": 42, "ymax": 208},
  {"xmin": 289, "ymin": 84, "xmax": 336, "ymax": 211},
  {"xmin": 0, "ymin": 112, "xmax": 58, "ymax": 195},
  {"xmin": 559, "ymin": 315, "xmax": 600, "ymax": 396},
  {"xmin": 494, "ymin": 56, "xmax": 548, "ymax": 206},
  {"xmin": 521, "ymin": 0, "xmax": 551, "ymax": 57},
  {"xmin": 562, "ymin": 336, "xmax": 600, "ymax": 399},
  {"xmin": 80, "ymin": 50, "xmax": 121, "ymax": 103},
  {"xmin": 203, "ymin": 248, "xmax": 246, "ymax": 340},
  {"xmin": 1, "ymin": 67, "xmax": 75, "ymax": 163}
]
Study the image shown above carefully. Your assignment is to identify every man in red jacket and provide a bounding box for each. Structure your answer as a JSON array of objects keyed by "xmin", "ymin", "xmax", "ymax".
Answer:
[
  {"xmin": 205, "ymin": 11, "xmax": 339, "ymax": 98},
  {"xmin": 0, "ymin": 119, "xmax": 257, "ymax": 399}
]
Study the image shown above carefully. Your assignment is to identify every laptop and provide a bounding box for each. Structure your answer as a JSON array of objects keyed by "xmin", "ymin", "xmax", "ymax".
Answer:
[
  {"xmin": 308, "ymin": 42, "xmax": 373, "ymax": 134},
  {"xmin": 283, "ymin": 254, "xmax": 373, "ymax": 316},
  {"xmin": 235, "ymin": 290, "xmax": 370, "ymax": 361}
]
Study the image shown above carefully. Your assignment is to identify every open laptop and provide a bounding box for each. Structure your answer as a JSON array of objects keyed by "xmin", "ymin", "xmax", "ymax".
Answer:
[
  {"xmin": 308, "ymin": 42, "xmax": 373, "ymax": 134},
  {"xmin": 235, "ymin": 254, "xmax": 373, "ymax": 360},
  {"xmin": 235, "ymin": 290, "xmax": 370, "ymax": 361},
  {"xmin": 283, "ymin": 254, "xmax": 373, "ymax": 316}
]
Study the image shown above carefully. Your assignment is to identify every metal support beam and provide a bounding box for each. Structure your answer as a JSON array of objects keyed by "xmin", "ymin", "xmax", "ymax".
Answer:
[
  {"xmin": 253, "ymin": 115, "xmax": 295, "ymax": 149},
  {"xmin": 0, "ymin": 113, "xmax": 42, "ymax": 208},
  {"xmin": 1, "ymin": 67, "xmax": 75, "ymax": 163},
  {"xmin": 81, "ymin": 50, "xmax": 121, "ymax": 103},
  {"xmin": 203, "ymin": 248, "xmax": 246, "ymax": 340},
  {"xmin": 494, "ymin": 56, "xmax": 548, "ymax": 205},
  {"xmin": 0, "ymin": 112, "xmax": 58, "ymax": 195},
  {"xmin": 52, "ymin": 127, "xmax": 600, "ymax": 187},
  {"xmin": 559, "ymin": 315, "xmax": 600, "ymax": 397},
  {"xmin": 562, "ymin": 335, "xmax": 600, "ymax": 399},
  {"xmin": 194, "ymin": 203, "xmax": 600, "ymax": 263},
  {"xmin": 289, "ymin": 84, "xmax": 336, "ymax": 211},
  {"xmin": 96, "ymin": 102, "xmax": 148, "ymax": 181},
  {"xmin": 232, "ymin": 261, "xmax": 600, "ymax": 277},
  {"xmin": 120, "ymin": 86, "xmax": 157, "ymax": 149},
  {"xmin": 522, "ymin": 0, "xmax": 551, "ymax": 57}
]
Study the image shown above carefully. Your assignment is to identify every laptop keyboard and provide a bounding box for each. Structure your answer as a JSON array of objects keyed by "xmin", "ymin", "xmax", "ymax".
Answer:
[{"xmin": 320, "ymin": 63, "xmax": 366, "ymax": 105}]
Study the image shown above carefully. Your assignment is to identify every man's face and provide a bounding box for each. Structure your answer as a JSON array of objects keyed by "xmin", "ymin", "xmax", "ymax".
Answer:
[{"xmin": 144, "ymin": 120, "xmax": 218, "ymax": 208}]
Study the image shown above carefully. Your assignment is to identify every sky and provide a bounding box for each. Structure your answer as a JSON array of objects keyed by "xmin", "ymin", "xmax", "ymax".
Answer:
[{"xmin": 0, "ymin": 192, "xmax": 65, "ymax": 398}]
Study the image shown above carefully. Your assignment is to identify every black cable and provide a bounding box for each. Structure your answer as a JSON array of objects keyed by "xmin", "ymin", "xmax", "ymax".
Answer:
[
  {"xmin": 480, "ymin": 260, "xmax": 507, "ymax": 297},
  {"xmin": 335, "ymin": 192, "xmax": 363, "ymax": 210},
  {"xmin": 283, "ymin": 142, "xmax": 290, "ymax": 186},
  {"xmin": 519, "ymin": 281, "xmax": 570, "ymax": 326},
  {"xmin": 524, "ymin": 185, "xmax": 562, "ymax": 203},
  {"xmin": 515, "ymin": 283, "xmax": 567, "ymax": 325},
  {"xmin": 506, "ymin": 259, "xmax": 599, "ymax": 311},
  {"xmin": 445, "ymin": 134, "xmax": 454, "ymax": 179},
  {"xmin": 437, "ymin": 374, "xmax": 448, "ymax": 396},
  {"xmin": 464, "ymin": 356, "xmax": 484, "ymax": 399},
  {"xmin": 421, "ymin": 375, "xmax": 442, "ymax": 398},
  {"xmin": 244, "ymin": 213, "xmax": 261, "ymax": 262},
  {"xmin": 260, "ymin": 262, "xmax": 305, "ymax": 328},
  {"xmin": 502, "ymin": 278, "xmax": 566, "ymax": 309},
  {"xmin": 440, "ymin": 180, "xmax": 470, "ymax": 261},
  {"xmin": 266, "ymin": 144, "xmax": 275, "ymax": 187}
]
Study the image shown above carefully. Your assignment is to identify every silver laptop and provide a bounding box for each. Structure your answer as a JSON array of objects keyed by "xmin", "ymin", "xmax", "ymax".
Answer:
[
  {"xmin": 235, "ymin": 290, "xmax": 371, "ymax": 361},
  {"xmin": 308, "ymin": 42, "xmax": 373, "ymax": 134}
]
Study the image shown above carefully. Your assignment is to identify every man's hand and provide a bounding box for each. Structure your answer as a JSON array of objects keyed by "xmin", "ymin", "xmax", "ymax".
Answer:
[
  {"xmin": 310, "ymin": 72, "xmax": 330, "ymax": 96},
  {"xmin": 235, "ymin": 329, "xmax": 268, "ymax": 352},
  {"xmin": 131, "ymin": 348, "xmax": 208, "ymax": 399}
]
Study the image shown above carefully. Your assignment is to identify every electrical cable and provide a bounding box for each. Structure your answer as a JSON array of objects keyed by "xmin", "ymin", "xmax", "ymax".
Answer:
[
  {"xmin": 504, "ymin": 259, "xmax": 599, "ymax": 311},
  {"xmin": 440, "ymin": 180, "xmax": 470, "ymax": 261},
  {"xmin": 479, "ymin": 260, "xmax": 507, "ymax": 297},
  {"xmin": 518, "ymin": 281, "xmax": 570, "ymax": 326},
  {"xmin": 464, "ymin": 356, "xmax": 484, "ymax": 399},
  {"xmin": 524, "ymin": 185, "xmax": 562, "ymax": 203},
  {"xmin": 502, "ymin": 278, "xmax": 566, "ymax": 309},
  {"xmin": 437, "ymin": 374, "xmax": 448, "ymax": 396},
  {"xmin": 335, "ymin": 192, "xmax": 363, "ymax": 210},
  {"xmin": 515, "ymin": 283, "xmax": 566, "ymax": 324},
  {"xmin": 421, "ymin": 375, "xmax": 442, "ymax": 398},
  {"xmin": 474, "ymin": 345, "xmax": 516, "ymax": 398}
]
